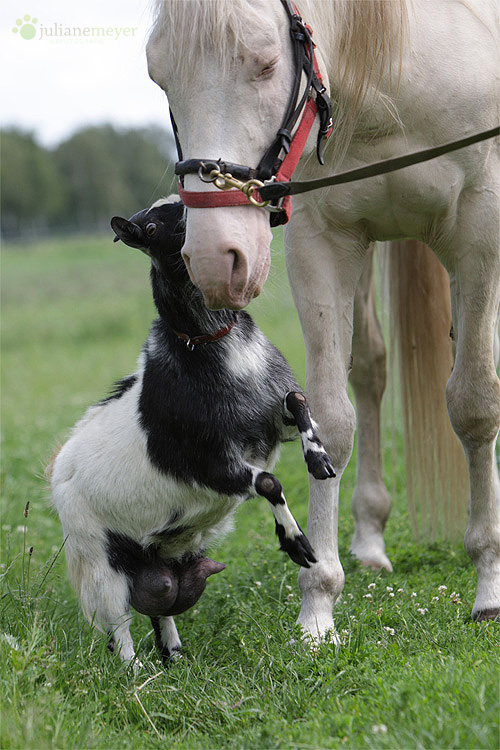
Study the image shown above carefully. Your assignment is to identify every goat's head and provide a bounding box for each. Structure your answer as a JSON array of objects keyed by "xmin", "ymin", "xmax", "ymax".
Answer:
[{"xmin": 111, "ymin": 196, "xmax": 187, "ymax": 282}]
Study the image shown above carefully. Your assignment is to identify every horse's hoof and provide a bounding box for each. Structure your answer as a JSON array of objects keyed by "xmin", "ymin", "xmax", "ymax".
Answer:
[
  {"xmin": 472, "ymin": 608, "xmax": 499, "ymax": 623},
  {"xmin": 350, "ymin": 542, "xmax": 393, "ymax": 573},
  {"xmin": 296, "ymin": 619, "xmax": 340, "ymax": 648}
]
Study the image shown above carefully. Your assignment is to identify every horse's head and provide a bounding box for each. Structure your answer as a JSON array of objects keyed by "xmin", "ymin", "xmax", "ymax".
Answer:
[{"xmin": 146, "ymin": 0, "xmax": 323, "ymax": 309}]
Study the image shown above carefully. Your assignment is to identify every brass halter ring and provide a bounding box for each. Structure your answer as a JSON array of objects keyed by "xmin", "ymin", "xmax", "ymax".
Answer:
[{"xmin": 197, "ymin": 164, "xmax": 269, "ymax": 208}]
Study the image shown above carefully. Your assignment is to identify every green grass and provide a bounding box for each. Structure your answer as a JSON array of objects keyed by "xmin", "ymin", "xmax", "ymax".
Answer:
[{"xmin": 1, "ymin": 233, "xmax": 499, "ymax": 750}]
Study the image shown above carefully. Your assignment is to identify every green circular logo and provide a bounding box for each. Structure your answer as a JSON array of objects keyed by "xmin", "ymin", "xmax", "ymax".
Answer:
[{"xmin": 12, "ymin": 15, "xmax": 38, "ymax": 40}]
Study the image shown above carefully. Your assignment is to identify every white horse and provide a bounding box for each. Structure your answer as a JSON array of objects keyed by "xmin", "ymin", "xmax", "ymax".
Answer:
[{"xmin": 146, "ymin": 0, "xmax": 500, "ymax": 639}]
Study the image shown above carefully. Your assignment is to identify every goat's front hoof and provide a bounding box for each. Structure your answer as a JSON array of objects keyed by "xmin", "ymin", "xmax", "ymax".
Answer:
[
  {"xmin": 306, "ymin": 450, "xmax": 336, "ymax": 480},
  {"xmin": 279, "ymin": 530, "xmax": 318, "ymax": 568}
]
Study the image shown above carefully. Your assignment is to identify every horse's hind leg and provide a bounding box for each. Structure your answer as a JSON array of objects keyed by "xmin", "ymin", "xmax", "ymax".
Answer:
[
  {"xmin": 443, "ymin": 193, "xmax": 500, "ymax": 622},
  {"xmin": 349, "ymin": 244, "xmax": 392, "ymax": 571}
]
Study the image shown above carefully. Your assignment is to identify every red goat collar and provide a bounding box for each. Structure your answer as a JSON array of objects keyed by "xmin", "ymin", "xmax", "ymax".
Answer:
[{"xmin": 172, "ymin": 321, "xmax": 235, "ymax": 351}]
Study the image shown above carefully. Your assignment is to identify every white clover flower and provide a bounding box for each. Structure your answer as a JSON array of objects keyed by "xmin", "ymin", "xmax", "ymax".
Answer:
[
  {"xmin": 386, "ymin": 586, "xmax": 393, "ymax": 593},
  {"xmin": 255, "ymin": 581, "xmax": 262, "ymax": 588},
  {"xmin": 397, "ymin": 588, "xmax": 404, "ymax": 593},
  {"xmin": 2, "ymin": 633, "xmax": 20, "ymax": 650},
  {"xmin": 432, "ymin": 596, "xmax": 439, "ymax": 602},
  {"xmin": 384, "ymin": 627, "xmax": 395, "ymax": 635},
  {"xmin": 417, "ymin": 608, "xmax": 428, "ymax": 615},
  {"xmin": 347, "ymin": 593, "xmax": 354, "ymax": 599},
  {"xmin": 372, "ymin": 724, "xmax": 388, "ymax": 734},
  {"xmin": 368, "ymin": 583, "xmax": 376, "ymax": 590},
  {"xmin": 363, "ymin": 593, "xmax": 373, "ymax": 600},
  {"xmin": 438, "ymin": 585, "xmax": 447, "ymax": 593},
  {"xmin": 411, "ymin": 592, "xmax": 417, "ymax": 598}
]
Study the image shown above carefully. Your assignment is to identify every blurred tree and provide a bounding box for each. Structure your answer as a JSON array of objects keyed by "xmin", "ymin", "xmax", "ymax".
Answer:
[
  {"xmin": 1, "ymin": 129, "xmax": 66, "ymax": 235},
  {"xmin": 1, "ymin": 125, "xmax": 176, "ymax": 238},
  {"xmin": 52, "ymin": 125, "xmax": 176, "ymax": 228}
]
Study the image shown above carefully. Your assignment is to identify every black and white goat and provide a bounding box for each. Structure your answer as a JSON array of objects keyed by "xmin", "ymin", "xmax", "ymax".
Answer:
[{"xmin": 50, "ymin": 197, "xmax": 335, "ymax": 663}]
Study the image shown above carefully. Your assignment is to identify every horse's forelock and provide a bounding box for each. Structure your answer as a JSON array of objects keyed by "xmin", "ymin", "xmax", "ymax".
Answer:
[{"xmin": 150, "ymin": 0, "xmax": 264, "ymax": 82}]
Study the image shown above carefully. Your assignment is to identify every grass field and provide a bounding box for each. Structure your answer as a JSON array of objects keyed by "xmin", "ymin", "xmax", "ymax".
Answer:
[{"xmin": 1, "ymin": 232, "xmax": 499, "ymax": 750}]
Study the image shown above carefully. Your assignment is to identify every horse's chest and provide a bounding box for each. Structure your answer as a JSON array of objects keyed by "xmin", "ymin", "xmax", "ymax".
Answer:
[{"xmin": 319, "ymin": 142, "xmax": 466, "ymax": 241}]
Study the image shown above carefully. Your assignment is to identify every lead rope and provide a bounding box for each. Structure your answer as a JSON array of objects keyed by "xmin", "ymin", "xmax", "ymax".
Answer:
[{"xmin": 258, "ymin": 126, "xmax": 500, "ymax": 201}]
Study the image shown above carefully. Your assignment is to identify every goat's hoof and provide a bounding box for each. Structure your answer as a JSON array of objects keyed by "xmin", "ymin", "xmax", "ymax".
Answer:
[
  {"xmin": 280, "ymin": 532, "xmax": 318, "ymax": 568},
  {"xmin": 160, "ymin": 645, "xmax": 183, "ymax": 666},
  {"xmin": 306, "ymin": 450, "xmax": 336, "ymax": 480}
]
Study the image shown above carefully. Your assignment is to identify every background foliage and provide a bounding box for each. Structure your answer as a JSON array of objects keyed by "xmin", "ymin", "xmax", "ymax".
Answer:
[{"xmin": 0, "ymin": 126, "xmax": 176, "ymax": 239}]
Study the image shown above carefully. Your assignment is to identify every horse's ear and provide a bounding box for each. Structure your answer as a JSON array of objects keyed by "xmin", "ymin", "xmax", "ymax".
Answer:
[{"xmin": 111, "ymin": 216, "xmax": 148, "ymax": 250}]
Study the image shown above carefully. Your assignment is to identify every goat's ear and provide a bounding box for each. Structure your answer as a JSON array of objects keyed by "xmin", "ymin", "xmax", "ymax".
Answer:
[{"xmin": 110, "ymin": 216, "xmax": 148, "ymax": 251}]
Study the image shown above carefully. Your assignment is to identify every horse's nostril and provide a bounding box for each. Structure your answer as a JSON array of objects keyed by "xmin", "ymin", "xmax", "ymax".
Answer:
[
  {"xmin": 228, "ymin": 249, "xmax": 239, "ymax": 272},
  {"xmin": 227, "ymin": 248, "xmax": 247, "ymax": 288}
]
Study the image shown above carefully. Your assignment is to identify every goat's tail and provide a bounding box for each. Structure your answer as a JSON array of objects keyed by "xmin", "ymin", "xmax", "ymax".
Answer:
[
  {"xmin": 386, "ymin": 239, "xmax": 469, "ymax": 540},
  {"xmin": 43, "ymin": 444, "xmax": 62, "ymax": 484}
]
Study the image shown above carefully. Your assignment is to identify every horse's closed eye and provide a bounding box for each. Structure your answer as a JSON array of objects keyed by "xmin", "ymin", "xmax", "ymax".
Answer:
[{"xmin": 259, "ymin": 64, "xmax": 276, "ymax": 78}]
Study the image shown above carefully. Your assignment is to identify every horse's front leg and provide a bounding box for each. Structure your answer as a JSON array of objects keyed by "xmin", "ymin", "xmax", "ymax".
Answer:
[
  {"xmin": 285, "ymin": 213, "xmax": 369, "ymax": 640},
  {"xmin": 349, "ymin": 244, "xmax": 392, "ymax": 571}
]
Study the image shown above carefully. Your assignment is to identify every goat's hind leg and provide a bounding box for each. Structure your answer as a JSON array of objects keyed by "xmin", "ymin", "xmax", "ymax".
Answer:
[
  {"xmin": 253, "ymin": 469, "xmax": 317, "ymax": 567},
  {"xmin": 151, "ymin": 616, "xmax": 182, "ymax": 664},
  {"xmin": 66, "ymin": 539, "xmax": 137, "ymax": 663},
  {"xmin": 284, "ymin": 391, "xmax": 336, "ymax": 480},
  {"xmin": 206, "ymin": 461, "xmax": 317, "ymax": 567}
]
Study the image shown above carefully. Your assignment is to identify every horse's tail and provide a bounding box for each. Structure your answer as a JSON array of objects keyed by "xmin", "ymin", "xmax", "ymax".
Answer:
[{"xmin": 386, "ymin": 240, "xmax": 469, "ymax": 540}]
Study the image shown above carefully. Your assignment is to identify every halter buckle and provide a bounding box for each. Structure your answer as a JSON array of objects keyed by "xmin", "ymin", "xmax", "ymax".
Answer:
[{"xmin": 204, "ymin": 169, "xmax": 270, "ymax": 208}]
